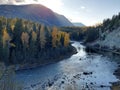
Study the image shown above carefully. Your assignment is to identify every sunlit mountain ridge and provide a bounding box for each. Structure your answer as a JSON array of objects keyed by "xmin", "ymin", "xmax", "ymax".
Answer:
[{"xmin": 0, "ymin": 4, "xmax": 73, "ymax": 26}]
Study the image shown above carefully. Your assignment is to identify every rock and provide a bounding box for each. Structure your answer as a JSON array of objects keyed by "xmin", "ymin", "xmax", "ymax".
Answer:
[
  {"xmin": 61, "ymin": 81, "xmax": 64, "ymax": 84},
  {"xmin": 48, "ymin": 79, "xmax": 54, "ymax": 87},
  {"xmin": 86, "ymin": 83, "xmax": 89, "ymax": 88},
  {"xmin": 83, "ymin": 72, "xmax": 93, "ymax": 75},
  {"xmin": 73, "ymin": 74, "xmax": 81, "ymax": 79},
  {"xmin": 118, "ymin": 65, "xmax": 120, "ymax": 67},
  {"xmin": 48, "ymin": 83, "xmax": 53, "ymax": 87},
  {"xmin": 31, "ymin": 84, "xmax": 36, "ymax": 88},
  {"xmin": 100, "ymin": 85, "xmax": 109, "ymax": 88},
  {"xmin": 111, "ymin": 81, "xmax": 120, "ymax": 86},
  {"xmin": 100, "ymin": 85, "xmax": 104, "ymax": 88},
  {"xmin": 114, "ymin": 68, "xmax": 120, "ymax": 77},
  {"xmin": 90, "ymin": 82, "xmax": 93, "ymax": 85}
]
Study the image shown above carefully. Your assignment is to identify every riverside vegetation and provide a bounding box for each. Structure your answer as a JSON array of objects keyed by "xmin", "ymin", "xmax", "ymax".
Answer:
[
  {"xmin": 61, "ymin": 13, "xmax": 120, "ymax": 44},
  {"xmin": 0, "ymin": 16, "xmax": 76, "ymax": 67},
  {"xmin": 0, "ymin": 16, "xmax": 76, "ymax": 90}
]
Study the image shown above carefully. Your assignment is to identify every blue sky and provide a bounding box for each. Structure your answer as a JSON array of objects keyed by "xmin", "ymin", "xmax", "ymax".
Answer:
[
  {"xmin": 59, "ymin": 0, "xmax": 120, "ymax": 26},
  {"xmin": 0, "ymin": 0, "xmax": 120, "ymax": 26}
]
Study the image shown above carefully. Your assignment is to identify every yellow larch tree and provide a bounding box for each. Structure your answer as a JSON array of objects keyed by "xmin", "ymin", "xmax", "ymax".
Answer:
[
  {"xmin": 52, "ymin": 27, "xmax": 58, "ymax": 47},
  {"xmin": 64, "ymin": 33, "xmax": 70, "ymax": 47}
]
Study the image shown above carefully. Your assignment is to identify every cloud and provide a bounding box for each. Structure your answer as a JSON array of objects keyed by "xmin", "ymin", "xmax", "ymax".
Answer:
[
  {"xmin": 0, "ymin": 0, "xmax": 64, "ymax": 7},
  {"xmin": 0, "ymin": 0, "xmax": 16, "ymax": 4},
  {"xmin": 38, "ymin": 0, "xmax": 64, "ymax": 10},
  {"xmin": 0, "ymin": 0, "xmax": 38, "ymax": 4},
  {"xmin": 0, "ymin": 0, "xmax": 64, "ymax": 11},
  {"xmin": 81, "ymin": 6, "xmax": 85, "ymax": 9}
]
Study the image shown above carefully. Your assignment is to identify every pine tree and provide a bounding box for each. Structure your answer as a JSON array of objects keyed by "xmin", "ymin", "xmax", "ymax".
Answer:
[{"xmin": 13, "ymin": 19, "xmax": 24, "ymax": 50}]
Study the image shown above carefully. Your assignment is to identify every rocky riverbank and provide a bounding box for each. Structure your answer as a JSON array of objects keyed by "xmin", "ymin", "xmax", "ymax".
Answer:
[
  {"xmin": 85, "ymin": 44, "xmax": 120, "ymax": 90},
  {"xmin": 111, "ymin": 59, "xmax": 120, "ymax": 90}
]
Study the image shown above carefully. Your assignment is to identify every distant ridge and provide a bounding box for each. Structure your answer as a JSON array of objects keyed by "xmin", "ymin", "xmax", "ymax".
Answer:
[
  {"xmin": 0, "ymin": 4, "xmax": 73, "ymax": 27},
  {"xmin": 73, "ymin": 22, "xmax": 85, "ymax": 27}
]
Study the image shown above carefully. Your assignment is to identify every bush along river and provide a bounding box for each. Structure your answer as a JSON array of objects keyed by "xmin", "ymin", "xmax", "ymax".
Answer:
[{"xmin": 15, "ymin": 41, "xmax": 119, "ymax": 90}]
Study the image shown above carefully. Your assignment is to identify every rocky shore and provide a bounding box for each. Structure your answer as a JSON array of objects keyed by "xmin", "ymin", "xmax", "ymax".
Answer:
[
  {"xmin": 111, "ymin": 61, "xmax": 120, "ymax": 90},
  {"xmin": 85, "ymin": 44, "xmax": 120, "ymax": 90}
]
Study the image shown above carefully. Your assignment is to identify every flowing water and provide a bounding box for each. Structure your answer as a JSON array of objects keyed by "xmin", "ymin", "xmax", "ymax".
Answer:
[{"xmin": 16, "ymin": 41, "xmax": 118, "ymax": 90}]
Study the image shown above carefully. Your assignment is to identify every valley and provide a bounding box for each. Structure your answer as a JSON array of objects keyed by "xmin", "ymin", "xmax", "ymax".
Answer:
[{"xmin": 0, "ymin": 2, "xmax": 120, "ymax": 90}]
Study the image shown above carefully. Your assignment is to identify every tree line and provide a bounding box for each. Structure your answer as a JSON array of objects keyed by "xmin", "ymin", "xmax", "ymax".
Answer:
[
  {"xmin": 60, "ymin": 12, "xmax": 120, "ymax": 43},
  {"xmin": 0, "ymin": 16, "xmax": 75, "ymax": 66},
  {"xmin": 60, "ymin": 26, "xmax": 99, "ymax": 43}
]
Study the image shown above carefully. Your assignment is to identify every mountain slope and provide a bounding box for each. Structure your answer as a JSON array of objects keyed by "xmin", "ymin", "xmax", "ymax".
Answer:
[
  {"xmin": 73, "ymin": 22, "xmax": 85, "ymax": 27},
  {"xmin": 91, "ymin": 13, "xmax": 120, "ymax": 49},
  {"xmin": 0, "ymin": 4, "xmax": 73, "ymax": 27}
]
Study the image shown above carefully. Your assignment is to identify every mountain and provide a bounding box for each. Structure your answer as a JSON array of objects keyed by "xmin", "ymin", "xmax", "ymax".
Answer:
[
  {"xmin": 0, "ymin": 4, "xmax": 73, "ymax": 27},
  {"xmin": 73, "ymin": 22, "xmax": 85, "ymax": 27}
]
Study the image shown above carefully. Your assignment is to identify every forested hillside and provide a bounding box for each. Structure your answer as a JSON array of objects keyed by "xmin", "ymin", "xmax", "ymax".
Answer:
[
  {"xmin": 60, "ymin": 26, "xmax": 99, "ymax": 43},
  {"xmin": 0, "ymin": 17, "xmax": 75, "ymax": 68},
  {"xmin": 89, "ymin": 13, "xmax": 120, "ymax": 50},
  {"xmin": 61, "ymin": 13, "xmax": 120, "ymax": 45}
]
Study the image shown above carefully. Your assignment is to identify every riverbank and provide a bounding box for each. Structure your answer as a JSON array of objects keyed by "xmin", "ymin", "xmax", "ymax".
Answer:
[
  {"xmin": 111, "ymin": 58, "xmax": 120, "ymax": 90},
  {"xmin": 85, "ymin": 43, "xmax": 120, "ymax": 90},
  {"xmin": 15, "ymin": 46, "xmax": 77, "ymax": 71}
]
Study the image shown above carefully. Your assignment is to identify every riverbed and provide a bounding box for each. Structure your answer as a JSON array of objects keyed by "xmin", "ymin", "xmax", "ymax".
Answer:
[{"xmin": 16, "ymin": 41, "xmax": 119, "ymax": 90}]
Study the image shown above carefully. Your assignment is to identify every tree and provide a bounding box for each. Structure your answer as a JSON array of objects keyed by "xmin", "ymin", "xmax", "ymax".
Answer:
[
  {"xmin": 2, "ymin": 27, "xmax": 11, "ymax": 63},
  {"xmin": 52, "ymin": 27, "xmax": 58, "ymax": 47},
  {"xmin": 21, "ymin": 32, "xmax": 29, "ymax": 61},
  {"xmin": 0, "ymin": 16, "xmax": 75, "ymax": 66},
  {"xmin": 56, "ymin": 31, "xmax": 62, "ymax": 46},
  {"xmin": 40, "ymin": 24, "xmax": 46, "ymax": 49},
  {"xmin": 45, "ymin": 26, "xmax": 52, "ymax": 48},
  {"xmin": 13, "ymin": 19, "xmax": 24, "ymax": 51},
  {"xmin": 21, "ymin": 32, "xmax": 29, "ymax": 48},
  {"xmin": 2, "ymin": 28, "xmax": 11, "ymax": 48},
  {"xmin": 29, "ymin": 31, "xmax": 37, "ymax": 59},
  {"xmin": 64, "ymin": 33, "xmax": 70, "ymax": 47},
  {"xmin": 0, "ymin": 20, "xmax": 3, "ymax": 60},
  {"xmin": 32, "ymin": 31, "xmax": 37, "ymax": 42}
]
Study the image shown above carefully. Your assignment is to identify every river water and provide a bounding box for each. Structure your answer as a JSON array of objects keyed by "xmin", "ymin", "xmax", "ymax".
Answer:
[{"xmin": 16, "ymin": 41, "xmax": 119, "ymax": 90}]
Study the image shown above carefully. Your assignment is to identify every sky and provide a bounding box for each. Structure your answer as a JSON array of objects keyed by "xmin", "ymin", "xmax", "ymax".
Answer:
[{"xmin": 0, "ymin": 0, "xmax": 120, "ymax": 26}]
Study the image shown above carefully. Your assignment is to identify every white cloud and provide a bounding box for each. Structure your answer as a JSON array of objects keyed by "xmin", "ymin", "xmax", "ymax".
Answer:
[
  {"xmin": 81, "ymin": 6, "xmax": 85, "ymax": 9},
  {"xmin": 0, "ymin": 0, "xmax": 64, "ymax": 13},
  {"xmin": 0, "ymin": 0, "xmax": 16, "ymax": 4},
  {"xmin": 37, "ymin": 0, "xmax": 64, "ymax": 12}
]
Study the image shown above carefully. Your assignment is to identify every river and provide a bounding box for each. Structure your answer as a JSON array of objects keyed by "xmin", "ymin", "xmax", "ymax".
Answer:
[{"xmin": 16, "ymin": 41, "xmax": 119, "ymax": 90}]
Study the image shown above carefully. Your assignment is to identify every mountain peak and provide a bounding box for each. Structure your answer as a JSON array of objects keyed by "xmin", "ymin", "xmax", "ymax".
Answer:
[{"xmin": 0, "ymin": 4, "xmax": 73, "ymax": 27}]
